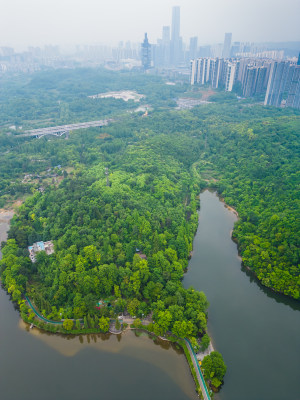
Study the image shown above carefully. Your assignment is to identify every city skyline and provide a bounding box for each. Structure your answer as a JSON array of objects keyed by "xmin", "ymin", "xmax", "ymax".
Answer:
[{"xmin": 1, "ymin": 0, "xmax": 299, "ymax": 50}]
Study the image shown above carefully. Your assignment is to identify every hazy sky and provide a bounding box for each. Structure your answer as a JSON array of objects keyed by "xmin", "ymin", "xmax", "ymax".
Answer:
[{"xmin": 1, "ymin": 0, "xmax": 299, "ymax": 49}]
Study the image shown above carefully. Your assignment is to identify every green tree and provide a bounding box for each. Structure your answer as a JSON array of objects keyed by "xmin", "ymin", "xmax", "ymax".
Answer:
[
  {"xmin": 155, "ymin": 310, "xmax": 172, "ymax": 335},
  {"xmin": 98, "ymin": 316, "xmax": 110, "ymax": 332},
  {"xmin": 172, "ymin": 319, "xmax": 194, "ymax": 338},
  {"xmin": 202, "ymin": 351, "xmax": 227, "ymax": 385},
  {"xmin": 115, "ymin": 318, "xmax": 121, "ymax": 330},
  {"xmin": 127, "ymin": 298, "xmax": 140, "ymax": 317},
  {"xmin": 84, "ymin": 316, "xmax": 88, "ymax": 329},
  {"xmin": 200, "ymin": 333, "xmax": 210, "ymax": 351},
  {"xmin": 63, "ymin": 319, "xmax": 74, "ymax": 331}
]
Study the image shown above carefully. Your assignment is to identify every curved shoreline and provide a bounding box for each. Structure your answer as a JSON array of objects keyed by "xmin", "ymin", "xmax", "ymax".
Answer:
[{"xmin": 0, "ymin": 197, "xmax": 213, "ymax": 399}]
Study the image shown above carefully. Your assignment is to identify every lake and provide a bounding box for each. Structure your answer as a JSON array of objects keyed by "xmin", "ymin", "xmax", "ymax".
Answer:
[{"xmin": 184, "ymin": 190, "xmax": 300, "ymax": 400}]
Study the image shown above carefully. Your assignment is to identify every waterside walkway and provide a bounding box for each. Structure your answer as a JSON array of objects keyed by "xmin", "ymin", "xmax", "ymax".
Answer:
[
  {"xmin": 25, "ymin": 296, "xmax": 211, "ymax": 399},
  {"xmin": 185, "ymin": 338, "xmax": 211, "ymax": 400},
  {"xmin": 25, "ymin": 295, "xmax": 63, "ymax": 325}
]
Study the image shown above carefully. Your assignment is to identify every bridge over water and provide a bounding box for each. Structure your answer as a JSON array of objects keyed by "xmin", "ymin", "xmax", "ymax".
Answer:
[{"xmin": 16, "ymin": 119, "xmax": 112, "ymax": 138}]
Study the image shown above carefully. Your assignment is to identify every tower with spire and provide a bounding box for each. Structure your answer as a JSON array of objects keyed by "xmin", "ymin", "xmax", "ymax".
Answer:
[{"xmin": 141, "ymin": 33, "xmax": 151, "ymax": 70}]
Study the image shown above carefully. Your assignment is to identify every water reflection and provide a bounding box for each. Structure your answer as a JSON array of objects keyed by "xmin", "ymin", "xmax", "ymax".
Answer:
[
  {"xmin": 184, "ymin": 190, "xmax": 300, "ymax": 400},
  {"xmin": 241, "ymin": 264, "xmax": 300, "ymax": 311},
  {"xmin": 1, "ymin": 213, "xmax": 198, "ymax": 400}
]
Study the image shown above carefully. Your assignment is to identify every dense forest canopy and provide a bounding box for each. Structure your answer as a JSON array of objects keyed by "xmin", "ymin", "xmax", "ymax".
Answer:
[
  {"xmin": 0, "ymin": 68, "xmax": 186, "ymax": 128},
  {"xmin": 0, "ymin": 69, "xmax": 299, "ymax": 343}
]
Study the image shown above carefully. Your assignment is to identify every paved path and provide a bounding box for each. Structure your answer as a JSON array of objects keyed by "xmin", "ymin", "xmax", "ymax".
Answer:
[
  {"xmin": 184, "ymin": 338, "xmax": 211, "ymax": 400},
  {"xmin": 25, "ymin": 295, "xmax": 63, "ymax": 324}
]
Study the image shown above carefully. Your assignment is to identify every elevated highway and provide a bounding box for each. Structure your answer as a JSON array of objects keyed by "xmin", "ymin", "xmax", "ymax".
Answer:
[{"xmin": 17, "ymin": 119, "xmax": 112, "ymax": 138}]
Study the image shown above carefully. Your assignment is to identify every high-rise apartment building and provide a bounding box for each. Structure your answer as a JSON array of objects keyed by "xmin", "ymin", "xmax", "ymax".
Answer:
[
  {"xmin": 286, "ymin": 66, "xmax": 300, "ymax": 109},
  {"xmin": 264, "ymin": 61, "xmax": 290, "ymax": 106},
  {"xmin": 190, "ymin": 55, "xmax": 299, "ymax": 109},
  {"xmin": 190, "ymin": 57, "xmax": 225, "ymax": 89},
  {"xmin": 190, "ymin": 58, "xmax": 211, "ymax": 85},
  {"xmin": 222, "ymin": 33, "xmax": 232, "ymax": 59},
  {"xmin": 211, "ymin": 58, "xmax": 224, "ymax": 88},
  {"xmin": 242, "ymin": 66, "xmax": 267, "ymax": 97},
  {"xmin": 225, "ymin": 62, "xmax": 236, "ymax": 91}
]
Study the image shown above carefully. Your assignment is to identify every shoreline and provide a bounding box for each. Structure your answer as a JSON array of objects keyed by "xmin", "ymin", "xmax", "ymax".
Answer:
[{"xmin": 0, "ymin": 194, "xmax": 211, "ymax": 398}]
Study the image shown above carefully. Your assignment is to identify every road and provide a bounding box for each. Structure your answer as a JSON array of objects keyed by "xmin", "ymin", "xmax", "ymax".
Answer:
[{"xmin": 16, "ymin": 119, "xmax": 112, "ymax": 138}]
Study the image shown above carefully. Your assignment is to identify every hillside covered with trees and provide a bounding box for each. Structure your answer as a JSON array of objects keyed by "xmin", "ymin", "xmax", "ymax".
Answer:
[{"xmin": 0, "ymin": 69, "xmax": 299, "ymax": 344}]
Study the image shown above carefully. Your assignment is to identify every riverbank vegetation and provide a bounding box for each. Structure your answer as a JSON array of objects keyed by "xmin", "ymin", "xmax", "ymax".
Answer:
[
  {"xmin": 0, "ymin": 68, "xmax": 299, "ymax": 394},
  {"xmin": 202, "ymin": 351, "xmax": 227, "ymax": 390},
  {"xmin": 1, "ymin": 82, "xmax": 211, "ymax": 343}
]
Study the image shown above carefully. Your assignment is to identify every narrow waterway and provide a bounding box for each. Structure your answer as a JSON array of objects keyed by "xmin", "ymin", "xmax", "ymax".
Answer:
[
  {"xmin": 0, "ymin": 209, "xmax": 13, "ymax": 256},
  {"xmin": 184, "ymin": 190, "xmax": 300, "ymax": 400},
  {"xmin": 0, "ymin": 214, "xmax": 197, "ymax": 400}
]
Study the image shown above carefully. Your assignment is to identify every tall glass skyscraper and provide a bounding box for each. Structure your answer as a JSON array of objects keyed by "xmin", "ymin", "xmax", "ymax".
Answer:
[{"xmin": 171, "ymin": 6, "xmax": 181, "ymax": 66}]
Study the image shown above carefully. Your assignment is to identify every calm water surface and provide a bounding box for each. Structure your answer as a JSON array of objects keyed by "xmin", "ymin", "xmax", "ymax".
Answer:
[
  {"xmin": 0, "ymin": 216, "xmax": 197, "ymax": 400},
  {"xmin": 0, "ymin": 287, "xmax": 198, "ymax": 400},
  {"xmin": 2, "ymin": 191, "xmax": 300, "ymax": 400},
  {"xmin": 184, "ymin": 190, "xmax": 300, "ymax": 400}
]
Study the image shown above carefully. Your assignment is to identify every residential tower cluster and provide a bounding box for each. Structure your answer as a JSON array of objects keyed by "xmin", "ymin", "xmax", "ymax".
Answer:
[{"xmin": 190, "ymin": 53, "xmax": 300, "ymax": 109}]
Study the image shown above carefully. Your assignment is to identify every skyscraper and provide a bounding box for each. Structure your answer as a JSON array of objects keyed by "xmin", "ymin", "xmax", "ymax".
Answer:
[
  {"xmin": 222, "ymin": 33, "xmax": 232, "ymax": 59},
  {"xmin": 162, "ymin": 26, "xmax": 171, "ymax": 66},
  {"xmin": 171, "ymin": 6, "xmax": 180, "ymax": 43},
  {"xmin": 141, "ymin": 33, "xmax": 151, "ymax": 70},
  {"xmin": 225, "ymin": 61, "xmax": 236, "ymax": 91},
  {"xmin": 189, "ymin": 37, "xmax": 198, "ymax": 60},
  {"xmin": 264, "ymin": 61, "xmax": 290, "ymax": 106},
  {"xmin": 286, "ymin": 66, "xmax": 300, "ymax": 109},
  {"xmin": 162, "ymin": 26, "xmax": 170, "ymax": 44},
  {"xmin": 171, "ymin": 6, "xmax": 181, "ymax": 66}
]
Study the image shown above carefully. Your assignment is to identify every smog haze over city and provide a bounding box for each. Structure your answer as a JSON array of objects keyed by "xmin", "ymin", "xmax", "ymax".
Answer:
[{"xmin": 1, "ymin": 0, "xmax": 299, "ymax": 49}]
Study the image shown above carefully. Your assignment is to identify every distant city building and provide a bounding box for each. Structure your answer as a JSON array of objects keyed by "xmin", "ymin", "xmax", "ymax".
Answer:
[
  {"xmin": 141, "ymin": 33, "xmax": 151, "ymax": 70},
  {"xmin": 171, "ymin": 6, "xmax": 182, "ymax": 65},
  {"xmin": 162, "ymin": 26, "xmax": 171, "ymax": 66},
  {"xmin": 230, "ymin": 42, "xmax": 241, "ymax": 58},
  {"xmin": 28, "ymin": 241, "xmax": 54, "ymax": 262},
  {"xmin": 198, "ymin": 46, "xmax": 211, "ymax": 58},
  {"xmin": 222, "ymin": 33, "xmax": 232, "ymax": 58},
  {"xmin": 154, "ymin": 26, "xmax": 171, "ymax": 68},
  {"xmin": 211, "ymin": 43, "xmax": 223, "ymax": 58},
  {"xmin": 189, "ymin": 37, "xmax": 198, "ymax": 60}
]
